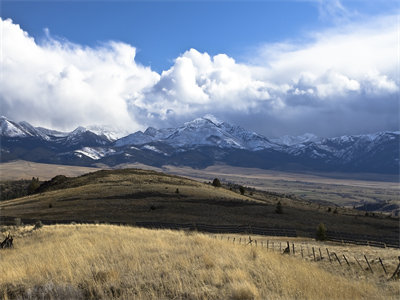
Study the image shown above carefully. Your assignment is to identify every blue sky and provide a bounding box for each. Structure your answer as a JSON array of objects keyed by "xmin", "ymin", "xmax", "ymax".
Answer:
[
  {"xmin": 3, "ymin": 1, "xmax": 322, "ymax": 72},
  {"xmin": 0, "ymin": 1, "xmax": 398, "ymax": 137}
]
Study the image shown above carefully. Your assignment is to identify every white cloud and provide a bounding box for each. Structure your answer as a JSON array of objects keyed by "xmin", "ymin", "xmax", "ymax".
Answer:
[
  {"xmin": 0, "ymin": 18, "xmax": 159, "ymax": 133},
  {"xmin": 0, "ymin": 14, "xmax": 398, "ymax": 137}
]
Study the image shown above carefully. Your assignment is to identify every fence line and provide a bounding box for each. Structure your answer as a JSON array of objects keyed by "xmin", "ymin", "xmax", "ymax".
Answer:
[
  {"xmin": 214, "ymin": 234, "xmax": 399, "ymax": 280},
  {"xmin": 0, "ymin": 216, "xmax": 398, "ymax": 248}
]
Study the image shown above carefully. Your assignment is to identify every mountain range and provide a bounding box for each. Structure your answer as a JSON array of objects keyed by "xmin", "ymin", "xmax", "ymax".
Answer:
[{"xmin": 1, "ymin": 115, "xmax": 399, "ymax": 174}]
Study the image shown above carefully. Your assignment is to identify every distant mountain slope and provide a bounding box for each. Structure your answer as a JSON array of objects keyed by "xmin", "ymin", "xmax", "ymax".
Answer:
[{"xmin": 1, "ymin": 115, "xmax": 398, "ymax": 174}]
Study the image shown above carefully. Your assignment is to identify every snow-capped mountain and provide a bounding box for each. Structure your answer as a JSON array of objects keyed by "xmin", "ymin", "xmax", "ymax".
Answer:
[
  {"xmin": 115, "ymin": 115, "xmax": 280, "ymax": 151},
  {"xmin": 1, "ymin": 117, "xmax": 116, "ymax": 144},
  {"xmin": 0, "ymin": 116, "xmax": 51, "ymax": 140},
  {"xmin": 1, "ymin": 115, "xmax": 398, "ymax": 174},
  {"xmin": 271, "ymin": 133, "xmax": 320, "ymax": 146}
]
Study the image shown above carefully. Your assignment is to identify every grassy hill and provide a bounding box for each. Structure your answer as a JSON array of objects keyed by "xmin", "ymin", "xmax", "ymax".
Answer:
[
  {"xmin": 1, "ymin": 224, "xmax": 398, "ymax": 299},
  {"xmin": 0, "ymin": 168, "xmax": 398, "ymax": 240}
]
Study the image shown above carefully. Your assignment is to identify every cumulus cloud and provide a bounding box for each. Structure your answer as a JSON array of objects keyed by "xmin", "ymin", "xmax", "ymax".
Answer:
[
  {"xmin": 0, "ymin": 14, "xmax": 398, "ymax": 137},
  {"xmin": 0, "ymin": 18, "xmax": 159, "ymax": 133}
]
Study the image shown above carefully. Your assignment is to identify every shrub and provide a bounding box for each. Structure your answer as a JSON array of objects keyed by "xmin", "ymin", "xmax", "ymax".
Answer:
[
  {"xmin": 316, "ymin": 223, "xmax": 327, "ymax": 241},
  {"xmin": 34, "ymin": 220, "xmax": 43, "ymax": 230},
  {"xmin": 27, "ymin": 177, "xmax": 40, "ymax": 194},
  {"xmin": 239, "ymin": 186, "xmax": 245, "ymax": 195},
  {"xmin": 275, "ymin": 201, "xmax": 283, "ymax": 214},
  {"xmin": 212, "ymin": 178, "xmax": 221, "ymax": 187}
]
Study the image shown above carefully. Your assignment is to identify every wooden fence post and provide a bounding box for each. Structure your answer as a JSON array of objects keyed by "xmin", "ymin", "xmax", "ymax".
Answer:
[
  {"xmin": 255, "ymin": 240, "xmax": 258, "ymax": 247},
  {"xmin": 343, "ymin": 254, "xmax": 350, "ymax": 267},
  {"xmin": 378, "ymin": 257, "xmax": 387, "ymax": 275},
  {"xmin": 364, "ymin": 255, "xmax": 373, "ymax": 273},
  {"xmin": 267, "ymin": 240, "xmax": 269, "ymax": 250},
  {"xmin": 272, "ymin": 241, "xmax": 274, "ymax": 251},
  {"xmin": 292, "ymin": 243, "xmax": 295, "ymax": 255},
  {"xmin": 326, "ymin": 248, "xmax": 332, "ymax": 263},
  {"xmin": 390, "ymin": 256, "xmax": 400, "ymax": 280},
  {"xmin": 312, "ymin": 247, "xmax": 316, "ymax": 261},
  {"xmin": 233, "ymin": 237, "xmax": 235, "ymax": 243},
  {"xmin": 307, "ymin": 244, "xmax": 310, "ymax": 256},
  {"xmin": 301, "ymin": 245, "xmax": 304, "ymax": 258},
  {"xmin": 319, "ymin": 248, "xmax": 323, "ymax": 260},
  {"xmin": 334, "ymin": 253, "xmax": 342, "ymax": 265},
  {"xmin": 354, "ymin": 256, "xmax": 364, "ymax": 271},
  {"xmin": 280, "ymin": 242, "xmax": 282, "ymax": 252}
]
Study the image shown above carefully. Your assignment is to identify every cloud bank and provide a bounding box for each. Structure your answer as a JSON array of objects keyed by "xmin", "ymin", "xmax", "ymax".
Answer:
[{"xmin": 0, "ymin": 15, "xmax": 398, "ymax": 137}]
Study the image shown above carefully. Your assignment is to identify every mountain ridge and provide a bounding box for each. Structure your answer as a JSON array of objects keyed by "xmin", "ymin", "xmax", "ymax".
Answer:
[{"xmin": 1, "ymin": 115, "xmax": 398, "ymax": 174}]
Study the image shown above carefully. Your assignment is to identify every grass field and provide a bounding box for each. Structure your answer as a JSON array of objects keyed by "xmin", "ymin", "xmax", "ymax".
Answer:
[
  {"xmin": 1, "ymin": 224, "xmax": 398, "ymax": 299},
  {"xmin": 1, "ymin": 168, "xmax": 398, "ymax": 240},
  {"xmin": 2, "ymin": 161, "xmax": 398, "ymax": 214}
]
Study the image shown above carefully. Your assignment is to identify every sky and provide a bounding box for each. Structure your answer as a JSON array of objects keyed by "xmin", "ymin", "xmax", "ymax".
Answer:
[{"xmin": 0, "ymin": 0, "xmax": 399, "ymax": 138}]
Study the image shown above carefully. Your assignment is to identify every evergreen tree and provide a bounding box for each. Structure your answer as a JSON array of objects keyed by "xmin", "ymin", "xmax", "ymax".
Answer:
[
  {"xmin": 239, "ymin": 186, "xmax": 245, "ymax": 195},
  {"xmin": 212, "ymin": 178, "xmax": 221, "ymax": 187},
  {"xmin": 27, "ymin": 177, "xmax": 40, "ymax": 194},
  {"xmin": 316, "ymin": 223, "xmax": 327, "ymax": 241}
]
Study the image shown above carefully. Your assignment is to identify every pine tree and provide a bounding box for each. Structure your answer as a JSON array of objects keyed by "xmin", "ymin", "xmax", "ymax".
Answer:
[
  {"xmin": 27, "ymin": 177, "xmax": 40, "ymax": 194},
  {"xmin": 212, "ymin": 178, "xmax": 221, "ymax": 187},
  {"xmin": 316, "ymin": 223, "xmax": 327, "ymax": 241}
]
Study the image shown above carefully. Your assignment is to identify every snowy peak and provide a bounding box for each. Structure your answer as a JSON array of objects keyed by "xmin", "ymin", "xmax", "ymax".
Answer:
[
  {"xmin": 202, "ymin": 114, "xmax": 224, "ymax": 126},
  {"xmin": 0, "ymin": 116, "xmax": 29, "ymax": 137},
  {"xmin": 0, "ymin": 117, "xmax": 50, "ymax": 140},
  {"xmin": 114, "ymin": 115, "xmax": 277, "ymax": 150},
  {"xmin": 272, "ymin": 133, "xmax": 320, "ymax": 146},
  {"xmin": 86, "ymin": 125, "xmax": 126, "ymax": 141}
]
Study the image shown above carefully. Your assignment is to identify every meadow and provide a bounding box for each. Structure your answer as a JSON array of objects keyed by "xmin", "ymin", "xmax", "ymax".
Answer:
[
  {"xmin": 1, "ymin": 168, "xmax": 398, "ymax": 241},
  {"xmin": 1, "ymin": 224, "xmax": 399, "ymax": 300}
]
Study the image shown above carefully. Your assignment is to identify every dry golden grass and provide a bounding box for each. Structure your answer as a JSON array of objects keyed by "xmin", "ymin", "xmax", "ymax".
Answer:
[
  {"xmin": 1, "ymin": 224, "xmax": 398, "ymax": 299},
  {"xmin": 213, "ymin": 233, "xmax": 400, "ymax": 281}
]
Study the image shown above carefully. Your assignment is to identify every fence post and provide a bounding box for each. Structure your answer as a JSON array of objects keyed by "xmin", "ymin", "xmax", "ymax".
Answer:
[
  {"xmin": 390, "ymin": 256, "xmax": 400, "ymax": 280},
  {"xmin": 301, "ymin": 245, "xmax": 303, "ymax": 258},
  {"xmin": 255, "ymin": 240, "xmax": 258, "ymax": 247},
  {"xmin": 272, "ymin": 241, "xmax": 274, "ymax": 252},
  {"xmin": 378, "ymin": 257, "xmax": 387, "ymax": 275},
  {"xmin": 319, "ymin": 248, "xmax": 323, "ymax": 260},
  {"xmin": 292, "ymin": 243, "xmax": 295, "ymax": 255},
  {"xmin": 312, "ymin": 247, "xmax": 316, "ymax": 261},
  {"xmin": 364, "ymin": 255, "xmax": 373, "ymax": 273},
  {"xmin": 326, "ymin": 248, "xmax": 332, "ymax": 263},
  {"xmin": 233, "ymin": 237, "xmax": 235, "ymax": 243},
  {"xmin": 343, "ymin": 254, "xmax": 350, "ymax": 267},
  {"xmin": 280, "ymin": 242, "xmax": 282, "ymax": 252},
  {"xmin": 334, "ymin": 253, "xmax": 342, "ymax": 265},
  {"xmin": 354, "ymin": 256, "xmax": 364, "ymax": 271},
  {"xmin": 267, "ymin": 240, "xmax": 269, "ymax": 250}
]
